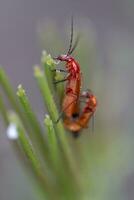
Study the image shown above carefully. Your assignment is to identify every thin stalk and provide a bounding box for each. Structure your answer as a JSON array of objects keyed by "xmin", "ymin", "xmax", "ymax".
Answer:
[
  {"xmin": 44, "ymin": 115, "xmax": 78, "ymax": 200},
  {"xmin": 41, "ymin": 51, "xmax": 56, "ymax": 93},
  {"xmin": 7, "ymin": 112, "xmax": 57, "ymax": 199},
  {"xmin": 42, "ymin": 51, "xmax": 64, "ymax": 104},
  {"xmin": 34, "ymin": 66, "xmax": 80, "ymax": 185},
  {"xmin": 0, "ymin": 68, "xmax": 34, "ymax": 133},
  {"xmin": 54, "ymin": 70, "xmax": 64, "ymax": 103},
  {"xmin": 0, "ymin": 94, "xmax": 9, "ymax": 125},
  {"xmin": 0, "ymin": 68, "xmax": 53, "ymax": 173},
  {"xmin": 16, "ymin": 84, "xmax": 76, "ymax": 197},
  {"xmin": 44, "ymin": 114, "xmax": 59, "ymax": 165},
  {"xmin": 16, "ymin": 85, "xmax": 51, "ymax": 167},
  {"xmin": 0, "ymin": 68, "xmax": 20, "ymax": 112}
]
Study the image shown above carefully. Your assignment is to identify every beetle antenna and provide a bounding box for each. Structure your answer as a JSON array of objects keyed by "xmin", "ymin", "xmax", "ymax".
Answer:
[
  {"xmin": 67, "ymin": 16, "xmax": 74, "ymax": 55},
  {"xmin": 69, "ymin": 34, "xmax": 80, "ymax": 55}
]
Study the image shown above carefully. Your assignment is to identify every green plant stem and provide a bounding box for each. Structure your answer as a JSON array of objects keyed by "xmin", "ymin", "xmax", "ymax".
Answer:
[
  {"xmin": 0, "ymin": 68, "xmax": 53, "ymax": 173},
  {"xmin": 16, "ymin": 85, "xmax": 51, "ymax": 166},
  {"xmin": 16, "ymin": 84, "xmax": 77, "ymax": 197},
  {"xmin": 7, "ymin": 112, "xmax": 56, "ymax": 199},
  {"xmin": 41, "ymin": 51, "xmax": 56, "ymax": 93},
  {"xmin": 0, "ymin": 68, "xmax": 33, "ymax": 133},
  {"xmin": 44, "ymin": 115, "xmax": 78, "ymax": 200},
  {"xmin": 54, "ymin": 70, "xmax": 64, "ymax": 103},
  {"xmin": 0, "ymin": 94, "xmax": 9, "ymax": 125},
  {"xmin": 41, "ymin": 51, "xmax": 64, "ymax": 105},
  {"xmin": 34, "ymin": 66, "xmax": 80, "ymax": 184},
  {"xmin": 44, "ymin": 115, "xmax": 59, "ymax": 165},
  {"xmin": 0, "ymin": 68, "xmax": 20, "ymax": 113}
]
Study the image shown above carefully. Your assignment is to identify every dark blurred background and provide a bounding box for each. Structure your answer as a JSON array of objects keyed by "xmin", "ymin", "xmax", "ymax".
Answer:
[{"xmin": 0, "ymin": 0, "xmax": 134, "ymax": 199}]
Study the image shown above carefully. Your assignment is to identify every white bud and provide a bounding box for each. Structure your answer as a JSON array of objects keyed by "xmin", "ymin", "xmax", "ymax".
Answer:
[{"xmin": 7, "ymin": 123, "xmax": 18, "ymax": 140}]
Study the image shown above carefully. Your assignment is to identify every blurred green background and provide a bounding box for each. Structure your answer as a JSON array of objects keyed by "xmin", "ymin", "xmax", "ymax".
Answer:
[{"xmin": 0, "ymin": 0, "xmax": 134, "ymax": 199}]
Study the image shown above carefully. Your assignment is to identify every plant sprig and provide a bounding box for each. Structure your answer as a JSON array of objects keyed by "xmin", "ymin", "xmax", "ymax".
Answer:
[{"xmin": 0, "ymin": 52, "xmax": 85, "ymax": 200}]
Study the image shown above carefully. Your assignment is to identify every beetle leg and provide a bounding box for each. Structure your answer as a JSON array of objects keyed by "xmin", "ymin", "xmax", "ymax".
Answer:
[
  {"xmin": 55, "ymin": 95, "xmax": 78, "ymax": 123},
  {"xmin": 51, "ymin": 69, "xmax": 68, "ymax": 73},
  {"xmin": 53, "ymin": 78, "xmax": 68, "ymax": 84}
]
